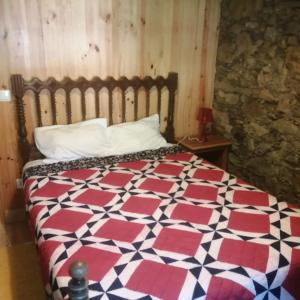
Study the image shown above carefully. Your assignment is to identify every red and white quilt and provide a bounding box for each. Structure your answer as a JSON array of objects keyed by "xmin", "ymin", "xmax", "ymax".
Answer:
[{"xmin": 23, "ymin": 146, "xmax": 300, "ymax": 300}]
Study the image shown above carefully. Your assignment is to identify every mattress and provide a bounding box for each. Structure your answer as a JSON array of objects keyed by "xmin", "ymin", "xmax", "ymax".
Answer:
[{"xmin": 23, "ymin": 146, "xmax": 300, "ymax": 300}]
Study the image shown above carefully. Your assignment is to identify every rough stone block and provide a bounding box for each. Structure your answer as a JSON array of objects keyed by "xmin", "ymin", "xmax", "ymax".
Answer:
[{"xmin": 215, "ymin": 0, "xmax": 300, "ymax": 204}]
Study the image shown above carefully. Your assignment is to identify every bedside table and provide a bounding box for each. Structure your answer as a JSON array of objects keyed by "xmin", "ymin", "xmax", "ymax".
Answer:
[{"xmin": 177, "ymin": 135, "xmax": 232, "ymax": 171}]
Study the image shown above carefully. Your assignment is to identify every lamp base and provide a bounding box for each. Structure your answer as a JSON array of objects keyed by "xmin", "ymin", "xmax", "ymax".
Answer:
[{"xmin": 198, "ymin": 124, "xmax": 208, "ymax": 143}]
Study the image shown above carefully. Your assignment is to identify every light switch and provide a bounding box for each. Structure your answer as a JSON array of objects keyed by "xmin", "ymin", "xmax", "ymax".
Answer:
[{"xmin": 0, "ymin": 90, "xmax": 11, "ymax": 101}]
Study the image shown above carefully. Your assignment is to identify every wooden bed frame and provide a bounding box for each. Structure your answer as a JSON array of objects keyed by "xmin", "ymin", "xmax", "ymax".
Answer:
[
  {"xmin": 11, "ymin": 72, "xmax": 178, "ymax": 300},
  {"xmin": 11, "ymin": 72, "xmax": 178, "ymax": 165}
]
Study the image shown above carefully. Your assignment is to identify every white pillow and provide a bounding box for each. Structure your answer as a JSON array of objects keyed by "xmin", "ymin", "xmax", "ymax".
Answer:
[
  {"xmin": 34, "ymin": 118, "xmax": 111, "ymax": 160},
  {"xmin": 107, "ymin": 114, "xmax": 169, "ymax": 155}
]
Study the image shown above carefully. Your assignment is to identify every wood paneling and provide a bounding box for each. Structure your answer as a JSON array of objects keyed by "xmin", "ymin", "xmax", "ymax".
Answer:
[{"xmin": 0, "ymin": 0, "xmax": 221, "ymax": 218}]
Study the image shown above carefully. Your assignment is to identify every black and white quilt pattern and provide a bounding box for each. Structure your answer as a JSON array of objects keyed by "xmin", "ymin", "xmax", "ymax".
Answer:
[{"xmin": 24, "ymin": 148, "xmax": 300, "ymax": 299}]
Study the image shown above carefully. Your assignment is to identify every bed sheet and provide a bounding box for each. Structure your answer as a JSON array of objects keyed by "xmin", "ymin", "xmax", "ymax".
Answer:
[{"xmin": 23, "ymin": 146, "xmax": 300, "ymax": 300}]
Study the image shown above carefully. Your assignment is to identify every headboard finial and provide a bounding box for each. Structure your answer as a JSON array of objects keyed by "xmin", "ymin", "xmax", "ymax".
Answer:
[{"xmin": 11, "ymin": 74, "xmax": 24, "ymax": 98}]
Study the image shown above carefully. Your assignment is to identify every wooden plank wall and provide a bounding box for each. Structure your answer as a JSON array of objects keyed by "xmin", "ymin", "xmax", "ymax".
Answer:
[{"xmin": 0, "ymin": 0, "xmax": 221, "ymax": 219}]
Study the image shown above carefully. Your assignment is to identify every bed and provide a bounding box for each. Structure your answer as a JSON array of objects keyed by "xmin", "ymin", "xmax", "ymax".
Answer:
[{"xmin": 11, "ymin": 73, "xmax": 300, "ymax": 300}]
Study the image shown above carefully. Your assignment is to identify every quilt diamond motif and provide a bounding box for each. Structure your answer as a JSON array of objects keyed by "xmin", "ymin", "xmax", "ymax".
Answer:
[{"xmin": 126, "ymin": 260, "xmax": 187, "ymax": 299}]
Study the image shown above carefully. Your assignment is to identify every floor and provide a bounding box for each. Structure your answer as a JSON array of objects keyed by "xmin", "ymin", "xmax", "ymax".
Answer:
[
  {"xmin": 0, "ymin": 219, "xmax": 32, "ymax": 247},
  {"xmin": 0, "ymin": 217, "xmax": 46, "ymax": 299},
  {"xmin": 0, "ymin": 220, "xmax": 6, "ymax": 245}
]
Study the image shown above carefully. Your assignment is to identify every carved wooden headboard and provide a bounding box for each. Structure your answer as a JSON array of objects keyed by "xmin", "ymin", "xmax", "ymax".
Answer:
[{"xmin": 10, "ymin": 72, "xmax": 178, "ymax": 164}]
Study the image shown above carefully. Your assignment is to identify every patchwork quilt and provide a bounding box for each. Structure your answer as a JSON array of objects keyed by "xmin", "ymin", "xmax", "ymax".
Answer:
[{"xmin": 23, "ymin": 146, "xmax": 300, "ymax": 300}]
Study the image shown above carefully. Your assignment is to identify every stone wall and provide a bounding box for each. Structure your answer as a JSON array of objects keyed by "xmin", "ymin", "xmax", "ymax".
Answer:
[{"xmin": 214, "ymin": 0, "xmax": 300, "ymax": 203}]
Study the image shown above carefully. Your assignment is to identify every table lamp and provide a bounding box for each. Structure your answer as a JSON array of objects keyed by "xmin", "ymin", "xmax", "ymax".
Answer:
[{"xmin": 197, "ymin": 107, "xmax": 213, "ymax": 142}]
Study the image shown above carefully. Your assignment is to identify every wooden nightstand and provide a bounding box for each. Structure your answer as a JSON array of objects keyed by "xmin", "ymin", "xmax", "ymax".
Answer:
[{"xmin": 177, "ymin": 135, "xmax": 232, "ymax": 171}]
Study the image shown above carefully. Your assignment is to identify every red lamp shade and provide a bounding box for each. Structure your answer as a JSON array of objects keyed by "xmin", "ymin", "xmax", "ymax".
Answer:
[
  {"xmin": 197, "ymin": 107, "xmax": 213, "ymax": 142},
  {"xmin": 197, "ymin": 107, "xmax": 213, "ymax": 124}
]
